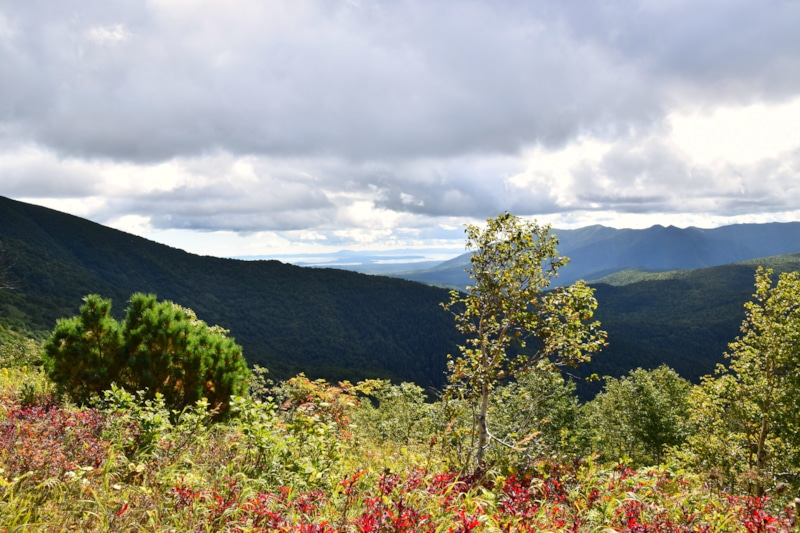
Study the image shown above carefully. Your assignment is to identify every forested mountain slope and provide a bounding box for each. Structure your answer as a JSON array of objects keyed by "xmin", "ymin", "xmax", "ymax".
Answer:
[
  {"xmin": 581, "ymin": 254, "xmax": 800, "ymax": 390},
  {"xmin": 0, "ymin": 196, "xmax": 461, "ymax": 387},
  {"xmin": 2, "ymin": 196, "xmax": 800, "ymax": 397}
]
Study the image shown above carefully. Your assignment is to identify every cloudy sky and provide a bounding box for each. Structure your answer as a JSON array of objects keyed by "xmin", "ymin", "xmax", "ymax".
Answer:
[{"xmin": 2, "ymin": 0, "xmax": 800, "ymax": 259}]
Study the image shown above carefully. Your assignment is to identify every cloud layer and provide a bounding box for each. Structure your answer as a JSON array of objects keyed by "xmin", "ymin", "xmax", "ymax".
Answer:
[{"xmin": 2, "ymin": 0, "xmax": 800, "ymax": 254}]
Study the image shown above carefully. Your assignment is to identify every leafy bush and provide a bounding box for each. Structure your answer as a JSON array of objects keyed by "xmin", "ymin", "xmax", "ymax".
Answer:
[
  {"xmin": 488, "ymin": 361, "xmax": 585, "ymax": 465},
  {"xmin": 0, "ymin": 327, "xmax": 42, "ymax": 368},
  {"xmin": 354, "ymin": 381, "xmax": 437, "ymax": 447},
  {"xmin": 586, "ymin": 365, "xmax": 692, "ymax": 466}
]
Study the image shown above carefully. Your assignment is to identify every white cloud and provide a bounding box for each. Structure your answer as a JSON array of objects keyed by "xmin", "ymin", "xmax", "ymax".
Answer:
[
  {"xmin": 669, "ymin": 97, "xmax": 800, "ymax": 166},
  {"xmin": 86, "ymin": 24, "xmax": 131, "ymax": 44}
]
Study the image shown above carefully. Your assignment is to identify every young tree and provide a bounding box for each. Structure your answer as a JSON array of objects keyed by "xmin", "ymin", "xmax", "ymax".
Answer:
[
  {"xmin": 681, "ymin": 267, "xmax": 800, "ymax": 496},
  {"xmin": 44, "ymin": 293, "xmax": 251, "ymax": 414},
  {"xmin": 442, "ymin": 213, "xmax": 606, "ymax": 467}
]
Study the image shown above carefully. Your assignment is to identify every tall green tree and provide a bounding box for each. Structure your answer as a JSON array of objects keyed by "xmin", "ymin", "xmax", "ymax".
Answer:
[
  {"xmin": 44, "ymin": 293, "xmax": 251, "ymax": 414},
  {"xmin": 680, "ymin": 267, "xmax": 800, "ymax": 496},
  {"xmin": 442, "ymin": 213, "xmax": 606, "ymax": 467}
]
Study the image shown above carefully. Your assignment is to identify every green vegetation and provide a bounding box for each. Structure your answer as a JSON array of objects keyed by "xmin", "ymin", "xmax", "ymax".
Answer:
[
  {"xmin": 4, "ymin": 195, "xmax": 800, "ymax": 396},
  {"xmin": 0, "ymin": 245, "xmax": 14, "ymax": 290},
  {"xmin": 586, "ymin": 365, "xmax": 692, "ymax": 466},
  {"xmin": 580, "ymin": 258, "xmax": 800, "ymax": 397},
  {"xmin": 0, "ymin": 196, "xmax": 462, "ymax": 388},
  {"xmin": 443, "ymin": 213, "xmax": 606, "ymax": 466},
  {"xmin": 3, "ymin": 201, "xmax": 800, "ymax": 528},
  {"xmin": 43, "ymin": 293, "xmax": 250, "ymax": 414},
  {"xmin": 2, "ymin": 249, "xmax": 800, "ymax": 528},
  {"xmin": 1, "ymin": 344, "xmax": 798, "ymax": 530},
  {"xmin": 678, "ymin": 267, "xmax": 800, "ymax": 497}
]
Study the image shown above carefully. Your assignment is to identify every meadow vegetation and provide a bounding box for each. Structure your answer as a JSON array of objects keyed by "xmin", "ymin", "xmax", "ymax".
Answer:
[{"xmin": 1, "ymin": 338, "xmax": 797, "ymax": 531}]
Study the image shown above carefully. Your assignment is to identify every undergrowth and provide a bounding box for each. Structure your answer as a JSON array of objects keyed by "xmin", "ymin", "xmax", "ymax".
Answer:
[{"xmin": 0, "ymin": 367, "xmax": 796, "ymax": 531}]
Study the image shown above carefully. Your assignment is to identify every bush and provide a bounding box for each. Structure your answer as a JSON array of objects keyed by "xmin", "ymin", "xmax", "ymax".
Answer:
[
  {"xmin": 0, "ymin": 327, "xmax": 43, "ymax": 368},
  {"xmin": 488, "ymin": 362, "xmax": 585, "ymax": 465},
  {"xmin": 354, "ymin": 380, "xmax": 437, "ymax": 447},
  {"xmin": 586, "ymin": 365, "xmax": 692, "ymax": 466},
  {"xmin": 43, "ymin": 293, "xmax": 250, "ymax": 414}
]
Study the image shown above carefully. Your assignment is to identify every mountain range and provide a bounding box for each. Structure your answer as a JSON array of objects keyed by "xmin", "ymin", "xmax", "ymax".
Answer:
[
  {"xmin": 386, "ymin": 222, "xmax": 800, "ymax": 289},
  {"xmin": 2, "ymin": 195, "xmax": 800, "ymax": 397}
]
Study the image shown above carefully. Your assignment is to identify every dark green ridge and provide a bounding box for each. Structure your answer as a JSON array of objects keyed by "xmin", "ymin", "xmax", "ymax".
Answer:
[{"xmin": 0, "ymin": 196, "xmax": 461, "ymax": 388}]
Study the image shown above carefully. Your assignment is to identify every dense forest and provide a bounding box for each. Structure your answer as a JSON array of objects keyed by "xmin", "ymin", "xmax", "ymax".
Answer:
[{"xmin": 0, "ymin": 196, "xmax": 462, "ymax": 387}]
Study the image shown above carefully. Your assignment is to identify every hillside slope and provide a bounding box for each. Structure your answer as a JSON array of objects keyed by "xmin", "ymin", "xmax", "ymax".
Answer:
[
  {"xmin": 0, "ymin": 196, "xmax": 461, "ymax": 387},
  {"xmin": 575, "ymin": 254, "xmax": 800, "ymax": 395},
  {"xmin": 3, "ymin": 196, "xmax": 800, "ymax": 397}
]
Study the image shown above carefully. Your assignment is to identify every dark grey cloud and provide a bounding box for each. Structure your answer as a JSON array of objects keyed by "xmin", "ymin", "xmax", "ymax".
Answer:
[
  {"xmin": 98, "ymin": 165, "xmax": 338, "ymax": 232},
  {"xmin": 565, "ymin": 136, "xmax": 800, "ymax": 218},
  {"xmin": 7, "ymin": 0, "xmax": 797, "ymax": 163},
  {"xmin": 549, "ymin": 1, "xmax": 800, "ymax": 98},
  {"xmin": 2, "ymin": 0, "xmax": 800, "ymax": 251},
  {"xmin": 0, "ymin": 162, "xmax": 99, "ymax": 197}
]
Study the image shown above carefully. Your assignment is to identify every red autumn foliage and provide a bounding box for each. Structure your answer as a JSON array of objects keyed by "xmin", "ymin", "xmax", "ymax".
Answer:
[{"xmin": 0, "ymin": 402, "xmax": 109, "ymax": 482}]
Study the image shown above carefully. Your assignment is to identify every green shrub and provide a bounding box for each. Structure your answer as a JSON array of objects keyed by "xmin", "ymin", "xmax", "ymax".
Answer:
[
  {"xmin": 354, "ymin": 380, "xmax": 437, "ymax": 446},
  {"xmin": 586, "ymin": 365, "xmax": 692, "ymax": 466},
  {"xmin": 43, "ymin": 293, "xmax": 250, "ymax": 414},
  {"xmin": 0, "ymin": 327, "xmax": 43, "ymax": 368}
]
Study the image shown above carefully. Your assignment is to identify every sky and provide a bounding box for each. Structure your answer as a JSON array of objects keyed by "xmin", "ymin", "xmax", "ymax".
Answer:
[{"xmin": 2, "ymin": 0, "xmax": 800, "ymax": 260}]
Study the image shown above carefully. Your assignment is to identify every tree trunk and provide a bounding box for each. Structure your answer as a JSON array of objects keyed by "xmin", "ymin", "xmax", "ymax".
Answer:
[
  {"xmin": 755, "ymin": 416, "xmax": 769, "ymax": 497},
  {"xmin": 475, "ymin": 380, "xmax": 490, "ymax": 468}
]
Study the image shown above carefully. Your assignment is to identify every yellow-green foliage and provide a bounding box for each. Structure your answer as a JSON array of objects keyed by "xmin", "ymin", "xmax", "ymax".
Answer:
[
  {"xmin": 4, "ymin": 265, "xmax": 800, "ymax": 529},
  {"xmin": 678, "ymin": 268, "xmax": 800, "ymax": 497},
  {"xmin": 2, "ymin": 366, "xmax": 797, "ymax": 531}
]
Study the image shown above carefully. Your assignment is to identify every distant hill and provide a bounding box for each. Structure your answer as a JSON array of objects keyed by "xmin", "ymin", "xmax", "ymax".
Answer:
[
  {"xmin": 395, "ymin": 223, "xmax": 800, "ymax": 289},
  {"xmin": 236, "ymin": 249, "xmax": 454, "ymax": 275},
  {"xmin": 580, "ymin": 259, "xmax": 791, "ymax": 396},
  {"xmin": 0, "ymin": 196, "xmax": 462, "ymax": 388},
  {"xmin": 2, "ymin": 195, "xmax": 800, "ymax": 398}
]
